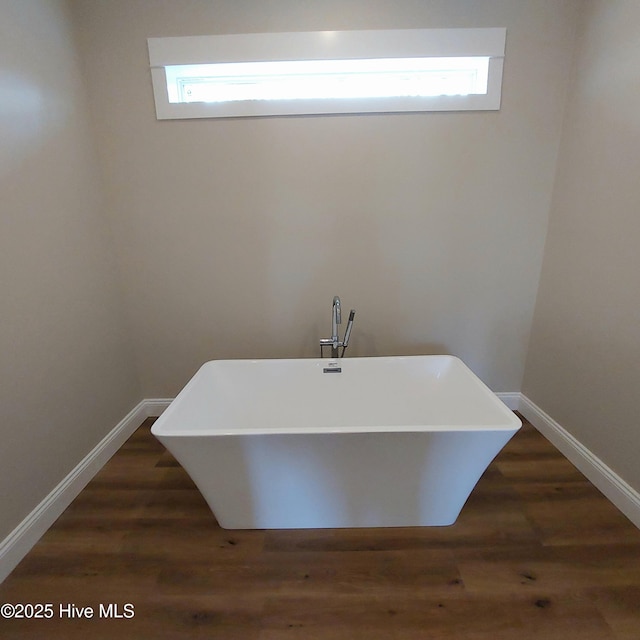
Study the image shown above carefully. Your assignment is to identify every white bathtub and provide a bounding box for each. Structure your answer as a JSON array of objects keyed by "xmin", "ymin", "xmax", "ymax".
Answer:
[{"xmin": 151, "ymin": 355, "xmax": 520, "ymax": 529}]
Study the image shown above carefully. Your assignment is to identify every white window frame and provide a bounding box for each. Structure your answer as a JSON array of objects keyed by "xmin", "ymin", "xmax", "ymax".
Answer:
[{"xmin": 148, "ymin": 28, "xmax": 506, "ymax": 120}]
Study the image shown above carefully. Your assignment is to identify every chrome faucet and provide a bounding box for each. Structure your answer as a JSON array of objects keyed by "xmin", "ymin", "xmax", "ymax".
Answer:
[
  {"xmin": 331, "ymin": 295, "xmax": 341, "ymax": 351},
  {"xmin": 320, "ymin": 296, "xmax": 355, "ymax": 358}
]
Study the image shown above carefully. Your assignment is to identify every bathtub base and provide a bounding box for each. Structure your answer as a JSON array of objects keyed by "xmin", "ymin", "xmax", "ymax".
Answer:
[{"xmin": 158, "ymin": 429, "xmax": 514, "ymax": 529}]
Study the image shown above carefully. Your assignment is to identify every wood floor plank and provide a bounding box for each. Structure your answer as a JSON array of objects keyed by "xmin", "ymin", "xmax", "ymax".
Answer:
[
  {"xmin": 518, "ymin": 486, "xmax": 640, "ymax": 546},
  {"xmin": 259, "ymin": 593, "xmax": 616, "ymax": 640},
  {"xmin": 590, "ymin": 587, "xmax": 640, "ymax": 640}
]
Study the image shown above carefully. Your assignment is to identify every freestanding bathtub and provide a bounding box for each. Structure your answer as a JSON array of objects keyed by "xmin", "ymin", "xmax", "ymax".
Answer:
[{"xmin": 151, "ymin": 355, "xmax": 520, "ymax": 529}]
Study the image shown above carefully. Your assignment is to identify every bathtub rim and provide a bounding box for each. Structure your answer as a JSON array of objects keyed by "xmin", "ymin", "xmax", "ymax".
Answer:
[{"xmin": 151, "ymin": 354, "xmax": 522, "ymax": 437}]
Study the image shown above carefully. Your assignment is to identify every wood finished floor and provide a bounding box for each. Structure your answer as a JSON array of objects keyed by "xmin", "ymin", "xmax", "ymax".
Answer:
[{"xmin": 1, "ymin": 416, "xmax": 639, "ymax": 639}]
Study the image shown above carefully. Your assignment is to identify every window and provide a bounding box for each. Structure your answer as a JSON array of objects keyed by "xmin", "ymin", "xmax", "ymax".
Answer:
[{"xmin": 148, "ymin": 28, "xmax": 505, "ymax": 120}]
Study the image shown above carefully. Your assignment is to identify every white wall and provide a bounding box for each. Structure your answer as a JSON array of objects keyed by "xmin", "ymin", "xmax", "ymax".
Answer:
[
  {"xmin": 72, "ymin": 0, "xmax": 580, "ymax": 397},
  {"xmin": 0, "ymin": 0, "xmax": 140, "ymax": 541},
  {"xmin": 523, "ymin": 0, "xmax": 640, "ymax": 492}
]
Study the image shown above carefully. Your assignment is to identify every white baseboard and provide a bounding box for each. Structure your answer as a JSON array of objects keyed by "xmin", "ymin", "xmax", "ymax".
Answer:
[
  {"xmin": 143, "ymin": 398, "xmax": 173, "ymax": 417},
  {"xmin": 519, "ymin": 394, "xmax": 640, "ymax": 529},
  {"xmin": 0, "ymin": 400, "xmax": 156, "ymax": 583},
  {"xmin": 496, "ymin": 392, "xmax": 521, "ymax": 411}
]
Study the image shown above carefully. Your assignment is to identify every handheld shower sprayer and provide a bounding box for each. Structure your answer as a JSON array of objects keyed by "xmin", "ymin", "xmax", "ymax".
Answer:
[{"xmin": 341, "ymin": 310, "xmax": 356, "ymax": 357}]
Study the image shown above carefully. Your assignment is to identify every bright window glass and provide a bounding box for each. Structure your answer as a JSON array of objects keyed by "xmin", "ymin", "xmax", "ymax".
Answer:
[
  {"xmin": 165, "ymin": 57, "xmax": 490, "ymax": 104},
  {"xmin": 148, "ymin": 29, "xmax": 505, "ymax": 119}
]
